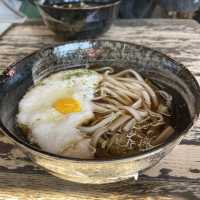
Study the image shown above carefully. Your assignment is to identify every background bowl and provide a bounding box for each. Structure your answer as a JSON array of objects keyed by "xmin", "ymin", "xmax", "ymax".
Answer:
[
  {"xmin": 0, "ymin": 40, "xmax": 200, "ymax": 184},
  {"xmin": 30, "ymin": 0, "xmax": 120, "ymax": 40}
]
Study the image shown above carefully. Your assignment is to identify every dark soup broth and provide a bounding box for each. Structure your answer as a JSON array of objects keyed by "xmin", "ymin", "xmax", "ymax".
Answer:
[{"xmin": 16, "ymin": 65, "xmax": 187, "ymax": 160}]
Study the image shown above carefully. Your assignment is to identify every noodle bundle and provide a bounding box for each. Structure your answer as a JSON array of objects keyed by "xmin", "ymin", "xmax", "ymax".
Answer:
[{"xmin": 78, "ymin": 67, "xmax": 174, "ymax": 158}]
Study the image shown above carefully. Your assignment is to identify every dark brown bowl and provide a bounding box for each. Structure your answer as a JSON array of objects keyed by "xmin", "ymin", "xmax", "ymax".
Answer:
[
  {"xmin": 30, "ymin": 0, "xmax": 120, "ymax": 40},
  {"xmin": 0, "ymin": 40, "xmax": 200, "ymax": 184}
]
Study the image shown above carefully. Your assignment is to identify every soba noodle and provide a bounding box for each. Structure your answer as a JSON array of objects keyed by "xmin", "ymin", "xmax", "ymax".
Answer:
[{"xmin": 77, "ymin": 67, "xmax": 174, "ymax": 158}]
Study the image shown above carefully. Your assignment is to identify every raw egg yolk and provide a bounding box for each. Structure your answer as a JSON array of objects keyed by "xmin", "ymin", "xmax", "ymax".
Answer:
[{"xmin": 53, "ymin": 98, "xmax": 81, "ymax": 114}]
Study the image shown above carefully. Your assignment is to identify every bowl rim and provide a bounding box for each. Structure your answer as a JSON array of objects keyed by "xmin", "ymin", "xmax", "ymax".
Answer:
[
  {"xmin": 0, "ymin": 39, "xmax": 199, "ymax": 163},
  {"xmin": 36, "ymin": 0, "xmax": 121, "ymax": 11}
]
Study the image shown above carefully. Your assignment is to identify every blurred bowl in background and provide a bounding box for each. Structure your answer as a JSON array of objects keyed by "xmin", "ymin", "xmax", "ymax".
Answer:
[{"xmin": 30, "ymin": 0, "xmax": 120, "ymax": 40}]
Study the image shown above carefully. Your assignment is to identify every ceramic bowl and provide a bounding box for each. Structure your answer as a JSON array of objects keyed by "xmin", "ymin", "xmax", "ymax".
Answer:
[
  {"xmin": 30, "ymin": 0, "xmax": 120, "ymax": 39},
  {"xmin": 0, "ymin": 40, "xmax": 199, "ymax": 184}
]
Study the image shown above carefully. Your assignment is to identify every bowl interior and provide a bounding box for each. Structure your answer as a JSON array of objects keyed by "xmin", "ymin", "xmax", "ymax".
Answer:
[{"xmin": 0, "ymin": 40, "xmax": 199, "ymax": 160}]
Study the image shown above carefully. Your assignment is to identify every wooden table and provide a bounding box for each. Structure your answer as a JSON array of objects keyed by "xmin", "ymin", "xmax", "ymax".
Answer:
[{"xmin": 0, "ymin": 19, "xmax": 200, "ymax": 200}]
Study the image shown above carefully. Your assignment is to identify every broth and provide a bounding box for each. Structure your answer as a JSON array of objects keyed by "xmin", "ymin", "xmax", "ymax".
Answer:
[{"xmin": 17, "ymin": 66, "xmax": 177, "ymax": 159}]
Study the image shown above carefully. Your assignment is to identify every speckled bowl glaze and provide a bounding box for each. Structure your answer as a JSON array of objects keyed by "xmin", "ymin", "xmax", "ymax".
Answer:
[
  {"xmin": 0, "ymin": 40, "xmax": 200, "ymax": 184},
  {"xmin": 30, "ymin": 0, "xmax": 120, "ymax": 39}
]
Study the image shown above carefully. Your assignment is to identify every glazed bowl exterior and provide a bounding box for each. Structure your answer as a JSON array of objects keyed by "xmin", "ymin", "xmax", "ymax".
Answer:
[
  {"xmin": 0, "ymin": 40, "xmax": 199, "ymax": 184},
  {"xmin": 30, "ymin": 0, "xmax": 120, "ymax": 39}
]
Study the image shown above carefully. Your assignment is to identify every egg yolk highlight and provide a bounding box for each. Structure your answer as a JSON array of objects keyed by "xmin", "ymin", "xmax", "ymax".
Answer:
[{"xmin": 53, "ymin": 98, "xmax": 81, "ymax": 114}]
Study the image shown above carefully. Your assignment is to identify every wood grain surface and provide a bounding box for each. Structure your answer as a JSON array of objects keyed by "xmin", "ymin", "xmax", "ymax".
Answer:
[{"xmin": 0, "ymin": 19, "xmax": 199, "ymax": 199}]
